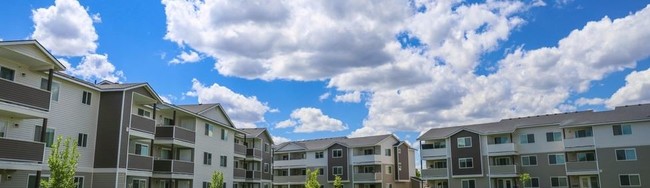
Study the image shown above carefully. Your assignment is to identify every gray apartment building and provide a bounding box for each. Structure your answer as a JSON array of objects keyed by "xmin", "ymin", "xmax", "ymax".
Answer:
[
  {"xmin": 272, "ymin": 135, "xmax": 420, "ymax": 188},
  {"xmin": 233, "ymin": 128, "xmax": 274, "ymax": 188},
  {"xmin": 418, "ymin": 104, "xmax": 650, "ymax": 188}
]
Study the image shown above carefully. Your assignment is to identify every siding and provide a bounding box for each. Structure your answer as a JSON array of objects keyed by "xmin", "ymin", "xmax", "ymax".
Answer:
[
  {"xmin": 93, "ymin": 91, "xmax": 124, "ymax": 168},
  {"xmin": 450, "ymin": 130, "xmax": 482, "ymax": 176},
  {"xmin": 396, "ymin": 144, "xmax": 410, "ymax": 181},
  {"xmin": 597, "ymin": 145, "xmax": 650, "ymax": 188},
  {"xmin": 328, "ymin": 143, "xmax": 349, "ymax": 181}
]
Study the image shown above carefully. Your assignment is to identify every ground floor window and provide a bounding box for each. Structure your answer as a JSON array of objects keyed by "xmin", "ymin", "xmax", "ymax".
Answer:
[
  {"xmin": 132, "ymin": 178, "xmax": 147, "ymax": 188},
  {"xmin": 620, "ymin": 174, "xmax": 641, "ymax": 187},
  {"xmin": 461, "ymin": 179, "xmax": 475, "ymax": 188}
]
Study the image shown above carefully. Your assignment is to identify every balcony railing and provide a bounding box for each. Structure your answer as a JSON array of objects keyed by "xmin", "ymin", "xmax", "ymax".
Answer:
[
  {"xmin": 274, "ymin": 175, "xmax": 307, "ymax": 183},
  {"xmin": 352, "ymin": 155, "xmax": 381, "ymax": 164},
  {"xmin": 0, "ymin": 78, "xmax": 50, "ymax": 111},
  {"xmin": 421, "ymin": 148, "xmax": 447, "ymax": 159},
  {"xmin": 153, "ymin": 159, "xmax": 194, "ymax": 174},
  {"xmin": 155, "ymin": 126, "xmax": 195, "ymax": 144},
  {"xmin": 421, "ymin": 168, "xmax": 448, "ymax": 179},
  {"xmin": 247, "ymin": 148, "xmax": 262, "ymax": 159},
  {"xmin": 246, "ymin": 170, "xmax": 262, "ymax": 180},
  {"xmin": 128, "ymin": 154, "xmax": 153, "ymax": 171},
  {"xmin": 131, "ymin": 114, "xmax": 155, "ymax": 134},
  {"xmin": 0, "ymin": 138, "xmax": 45, "ymax": 162},
  {"xmin": 235, "ymin": 144, "xmax": 247, "ymax": 155},
  {"xmin": 234, "ymin": 168, "xmax": 246, "ymax": 179},
  {"xmin": 566, "ymin": 161, "xmax": 598, "ymax": 175},
  {"xmin": 487, "ymin": 143, "xmax": 516, "ymax": 155},
  {"xmin": 489, "ymin": 165, "xmax": 517, "ymax": 176},
  {"xmin": 353, "ymin": 172, "xmax": 382, "ymax": 181},
  {"xmin": 564, "ymin": 137, "xmax": 595, "ymax": 150}
]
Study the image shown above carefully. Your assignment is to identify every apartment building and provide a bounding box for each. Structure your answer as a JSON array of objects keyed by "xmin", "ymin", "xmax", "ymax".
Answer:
[
  {"xmin": 272, "ymin": 135, "xmax": 420, "ymax": 188},
  {"xmin": 418, "ymin": 104, "xmax": 650, "ymax": 188},
  {"xmin": 0, "ymin": 40, "xmax": 267, "ymax": 188},
  {"xmin": 233, "ymin": 128, "xmax": 274, "ymax": 188}
]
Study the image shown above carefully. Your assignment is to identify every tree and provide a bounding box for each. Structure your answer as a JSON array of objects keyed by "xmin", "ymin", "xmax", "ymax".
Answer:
[
  {"xmin": 333, "ymin": 175, "xmax": 343, "ymax": 188},
  {"xmin": 415, "ymin": 169, "xmax": 421, "ymax": 178},
  {"xmin": 211, "ymin": 171, "xmax": 224, "ymax": 188},
  {"xmin": 519, "ymin": 172, "xmax": 531, "ymax": 187},
  {"xmin": 305, "ymin": 169, "xmax": 320, "ymax": 188},
  {"xmin": 41, "ymin": 136, "xmax": 80, "ymax": 188}
]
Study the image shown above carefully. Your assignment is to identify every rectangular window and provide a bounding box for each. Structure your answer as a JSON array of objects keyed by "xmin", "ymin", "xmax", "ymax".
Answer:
[
  {"xmin": 548, "ymin": 154, "xmax": 566, "ymax": 165},
  {"xmin": 221, "ymin": 129, "xmax": 228, "ymax": 140},
  {"xmin": 332, "ymin": 149, "xmax": 342, "ymax": 158},
  {"xmin": 616, "ymin": 148, "xmax": 637, "ymax": 161},
  {"xmin": 40, "ymin": 79, "xmax": 60, "ymax": 101},
  {"xmin": 77, "ymin": 133, "xmax": 88, "ymax": 147},
  {"xmin": 520, "ymin": 134, "xmax": 535, "ymax": 144},
  {"xmin": 546, "ymin": 132, "xmax": 562, "ymax": 142},
  {"xmin": 34, "ymin": 126, "xmax": 55, "ymax": 147},
  {"xmin": 433, "ymin": 140, "xmax": 446, "ymax": 148},
  {"xmin": 386, "ymin": 166, "xmax": 392, "ymax": 174},
  {"xmin": 163, "ymin": 118, "xmax": 174, "ymax": 125},
  {"xmin": 315, "ymin": 152, "xmax": 324, "ymax": 158},
  {"xmin": 493, "ymin": 136, "xmax": 510, "ymax": 144},
  {"xmin": 132, "ymin": 179, "xmax": 146, "ymax": 188},
  {"xmin": 74, "ymin": 177, "xmax": 84, "ymax": 188},
  {"xmin": 137, "ymin": 108, "xmax": 150, "ymax": 118},
  {"xmin": 0, "ymin": 67, "xmax": 15, "ymax": 81},
  {"xmin": 550, "ymin": 177, "xmax": 568, "ymax": 188},
  {"xmin": 521, "ymin": 155, "xmax": 537, "ymax": 166},
  {"xmin": 263, "ymin": 163, "xmax": 269, "ymax": 173},
  {"xmin": 620, "ymin": 174, "xmax": 641, "ymax": 186},
  {"xmin": 82, "ymin": 91, "xmax": 92, "ymax": 105},
  {"xmin": 613, "ymin": 124, "xmax": 632, "ymax": 136},
  {"xmin": 264, "ymin": 143, "xmax": 270, "ymax": 152},
  {"xmin": 27, "ymin": 175, "xmax": 49, "ymax": 188},
  {"xmin": 385, "ymin": 149, "xmax": 391, "ymax": 156},
  {"xmin": 524, "ymin": 177, "xmax": 540, "ymax": 188},
  {"xmin": 220, "ymin": 156, "xmax": 227, "ymax": 167},
  {"xmin": 204, "ymin": 152, "xmax": 212, "ymax": 165},
  {"xmin": 134, "ymin": 143, "xmax": 149, "ymax": 156},
  {"xmin": 0, "ymin": 120, "xmax": 7, "ymax": 137},
  {"xmin": 461, "ymin": 179, "xmax": 475, "ymax": 188},
  {"xmin": 459, "ymin": 158, "xmax": 473, "ymax": 169},
  {"xmin": 202, "ymin": 182, "xmax": 211, "ymax": 188},
  {"xmin": 363, "ymin": 148, "xmax": 374, "ymax": 155},
  {"xmin": 574, "ymin": 128, "xmax": 593, "ymax": 138},
  {"xmin": 318, "ymin": 168, "xmax": 324, "ymax": 175},
  {"xmin": 333, "ymin": 166, "xmax": 343, "ymax": 175},
  {"xmin": 433, "ymin": 161, "xmax": 446, "ymax": 168},
  {"xmin": 457, "ymin": 137, "xmax": 472, "ymax": 148},
  {"xmin": 205, "ymin": 124, "xmax": 213, "ymax": 136},
  {"xmin": 577, "ymin": 152, "xmax": 596, "ymax": 162},
  {"xmin": 494, "ymin": 157, "xmax": 511, "ymax": 166}
]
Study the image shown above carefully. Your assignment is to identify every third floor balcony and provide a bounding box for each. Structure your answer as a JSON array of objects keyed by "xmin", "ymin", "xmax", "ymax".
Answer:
[{"xmin": 421, "ymin": 168, "xmax": 448, "ymax": 180}]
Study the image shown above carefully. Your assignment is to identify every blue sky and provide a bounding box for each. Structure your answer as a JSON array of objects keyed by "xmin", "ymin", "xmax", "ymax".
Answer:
[{"xmin": 2, "ymin": 0, "xmax": 650, "ymax": 149}]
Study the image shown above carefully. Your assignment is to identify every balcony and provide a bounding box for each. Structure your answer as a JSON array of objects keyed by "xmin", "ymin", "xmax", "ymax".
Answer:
[
  {"xmin": 275, "ymin": 175, "xmax": 307, "ymax": 183},
  {"xmin": 128, "ymin": 154, "xmax": 153, "ymax": 171},
  {"xmin": 0, "ymin": 78, "xmax": 51, "ymax": 111},
  {"xmin": 566, "ymin": 161, "xmax": 598, "ymax": 175},
  {"xmin": 235, "ymin": 144, "xmax": 247, "ymax": 156},
  {"xmin": 421, "ymin": 148, "xmax": 447, "ymax": 159},
  {"xmin": 489, "ymin": 165, "xmax": 517, "ymax": 177},
  {"xmin": 155, "ymin": 126, "xmax": 195, "ymax": 144},
  {"xmin": 352, "ymin": 154, "xmax": 381, "ymax": 164},
  {"xmin": 421, "ymin": 168, "xmax": 448, "ymax": 180},
  {"xmin": 153, "ymin": 159, "xmax": 194, "ymax": 174},
  {"xmin": 246, "ymin": 170, "xmax": 262, "ymax": 180},
  {"xmin": 487, "ymin": 143, "xmax": 516, "ymax": 156},
  {"xmin": 234, "ymin": 168, "xmax": 246, "ymax": 179},
  {"xmin": 564, "ymin": 137, "xmax": 595, "ymax": 151},
  {"xmin": 0, "ymin": 138, "xmax": 45, "ymax": 163},
  {"xmin": 274, "ymin": 156, "xmax": 307, "ymax": 167},
  {"xmin": 353, "ymin": 173, "xmax": 382, "ymax": 182},
  {"xmin": 247, "ymin": 148, "xmax": 262, "ymax": 159},
  {"xmin": 131, "ymin": 114, "xmax": 155, "ymax": 134}
]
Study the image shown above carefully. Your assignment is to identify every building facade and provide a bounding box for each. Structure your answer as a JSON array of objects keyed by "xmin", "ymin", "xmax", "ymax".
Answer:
[
  {"xmin": 418, "ymin": 104, "xmax": 650, "ymax": 188},
  {"xmin": 272, "ymin": 135, "xmax": 420, "ymax": 188},
  {"xmin": 233, "ymin": 128, "xmax": 274, "ymax": 188}
]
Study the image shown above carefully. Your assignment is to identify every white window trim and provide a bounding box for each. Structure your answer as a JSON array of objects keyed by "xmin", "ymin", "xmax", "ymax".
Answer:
[
  {"xmin": 549, "ymin": 176, "xmax": 568, "ymax": 188},
  {"xmin": 332, "ymin": 166, "xmax": 343, "ymax": 175},
  {"xmin": 547, "ymin": 153, "xmax": 566, "ymax": 165},
  {"xmin": 458, "ymin": 157, "xmax": 473, "ymax": 169},
  {"xmin": 523, "ymin": 177, "xmax": 540, "ymax": 188},
  {"xmin": 332, "ymin": 149, "xmax": 343, "ymax": 158},
  {"xmin": 520, "ymin": 134, "xmax": 535, "ymax": 144},
  {"xmin": 619, "ymin": 174, "xmax": 642, "ymax": 187},
  {"xmin": 457, "ymin": 137, "xmax": 472, "ymax": 148},
  {"xmin": 521, "ymin": 155, "xmax": 538, "ymax": 166},
  {"xmin": 616, "ymin": 148, "xmax": 637, "ymax": 161},
  {"xmin": 460, "ymin": 179, "xmax": 476, "ymax": 188}
]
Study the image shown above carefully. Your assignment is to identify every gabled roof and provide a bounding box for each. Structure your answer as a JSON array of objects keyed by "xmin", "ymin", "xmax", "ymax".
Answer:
[
  {"xmin": 0, "ymin": 40, "xmax": 66, "ymax": 71},
  {"xmin": 240, "ymin": 128, "xmax": 274, "ymax": 145},
  {"xmin": 159, "ymin": 102, "xmax": 243, "ymax": 133},
  {"xmin": 274, "ymin": 134, "xmax": 400, "ymax": 152},
  {"xmin": 178, "ymin": 103, "xmax": 237, "ymax": 128}
]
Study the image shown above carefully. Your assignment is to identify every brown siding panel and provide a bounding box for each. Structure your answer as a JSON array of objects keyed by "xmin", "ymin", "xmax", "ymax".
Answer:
[
  {"xmin": 328, "ymin": 143, "xmax": 349, "ymax": 181},
  {"xmin": 397, "ymin": 144, "xmax": 410, "ymax": 180},
  {"xmin": 127, "ymin": 154, "xmax": 153, "ymax": 171},
  {"xmin": 0, "ymin": 78, "xmax": 50, "ymax": 111},
  {"xmin": 450, "ymin": 130, "xmax": 482, "ymax": 176},
  {"xmin": 131, "ymin": 114, "xmax": 155, "ymax": 134},
  {"xmin": 94, "ymin": 91, "xmax": 123, "ymax": 168},
  {"xmin": 0, "ymin": 138, "xmax": 44, "ymax": 162}
]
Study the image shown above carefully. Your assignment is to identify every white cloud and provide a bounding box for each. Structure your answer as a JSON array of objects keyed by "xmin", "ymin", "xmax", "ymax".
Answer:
[
  {"xmin": 272, "ymin": 136, "xmax": 291, "ymax": 144},
  {"xmin": 276, "ymin": 107, "xmax": 347, "ymax": 133},
  {"xmin": 318, "ymin": 92, "xmax": 331, "ymax": 102},
  {"xmin": 186, "ymin": 78, "xmax": 272, "ymax": 128},
  {"xmin": 575, "ymin": 97, "xmax": 606, "ymax": 106},
  {"xmin": 31, "ymin": 0, "xmax": 98, "ymax": 56},
  {"xmin": 349, "ymin": 126, "xmax": 390, "ymax": 138},
  {"xmin": 60, "ymin": 54, "xmax": 125, "ymax": 83},
  {"xmin": 604, "ymin": 68, "xmax": 650, "ymax": 108},
  {"xmin": 334, "ymin": 91, "xmax": 362, "ymax": 103},
  {"xmin": 170, "ymin": 50, "xmax": 202, "ymax": 64}
]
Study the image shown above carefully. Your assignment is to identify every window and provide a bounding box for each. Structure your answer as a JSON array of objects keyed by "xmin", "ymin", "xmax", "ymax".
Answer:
[
  {"xmin": 221, "ymin": 129, "xmax": 228, "ymax": 140},
  {"xmin": 204, "ymin": 152, "xmax": 212, "ymax": 165},
  {"xmin": 264, "ymin": 143, "xmax": 270, "ymax": 152},
  {"xmin": 521, "ymin": 155, "xmax": 537, "ymax": 166},
  {"xmin": 82, "ymin": 91, "xmax": 92, "ymax": 105},
  {"xmin": 461, "ymin": 179, "xmax": 475, "ymax": 188},
  {"xmin": 459, "ymin": 158, "xmax": 473, "ymax": 169},
  {"xmin": 205, "ymin": 124, "xmax": 213, "ymax": 136},
  {"xmin": 220, "ymin": 156, "xmax": 227, "ymax": 167},
  {"xmin": 385, "ymin": 149, "xmax": 391, "ymax": 156},
  {"xmin": 613, "ymin": 124, "xmax": 632, "ymax": 136},
  {"xmin": 137, "ymin": 108, "xmax": 150, "ymax": 118},
  {"xmin": 433, "ymin": 161, "xmax": 446, "ymax": 168},
  {"xmin": 34, "ymin": 126, "xmax": 55, "ymax": 147},
  {"xmin": 40, "ymin": 79, "xmax": 60, "ymax": 101},
  {"xmin": 620, "ymin": 174, "xmax": 641, "ymax": 187},
  {"xmin": 161, "ymin": 148, "xmax": 172, "ymax": 159},
  {"xmin": 616, "ymin": 148, "xmax": 637, "ymax": 161},
  {"xmin": 0, "ymin": 67, "xmax": 15, "ymax": 81},
  {"xmin": 0, "ymin": 120, "xmax": 7, "ymax": 137},
  {"xmin": 457, "ymin": 137, "xmax": 472, "ymax": 148},
  {"xmin": 386, "ymin": 166, "xmax": 392, "ymax": 174},
  {"xmin": 550, "ymin": 177, "xmax": 568, "ymax": 188},
  {"xmin": 163, "ymin": 118, "xmax": 174, "ymax": 125},
  {"xmin": 333, "ymin": 166, "xmax": 343, "ymax": 175},
  {"xmin": 27, "ymin": 175, "xmax": 50, "ymax": 188},
  {"xmin": 74, "ymin": 177, "xmax": 84, "ymax": 188},
  {"xmin": 433, "ymin": 140, "xmax": 446, "ymax": 148},
  {"xmin": 386, "ymin": 184, "xmax": 392, "ymax": 188},
  {"xmin": 520, "ymin": 134, "xmax": 535, "ymax": 144},
  {"xmin": 132, "ymin": 179, "xmax": 146, "ymax": 188},
  {"xmin": 135, "ymin": 143, "xmax": 149, "ymax": 156},
  {"xmin": 546, "ymin": 132, "xmax": 562, "ymax": 142},
  {"xmin": 493, "ymin": 136, "xmax": 510, "ymax": 144},
  {"xmin": 332, "ymin": 149, "xmax": 342, "ymax": 158},
  {"xmin": 77, "ymin": 133, "xmax": 88, "ymax": 147},
  {"xmin": 315, "ymin": 152, "xmax": 324, "ymax": 158},
  {"xmin": 202, "ymin": 182, "xmax": 211, "ymax": 188},
  {"xmin": 574, "ymin": 128, "xmax": 592, "ymax": 138},
  {"xmin": 362, "ymin": 166, "xmax": 375, "ymax": 173},
  {"xmin": 223, "ymin": 183, "xmax": 227, "ymax": 188},
  {"xmin": 494, "ymin": 157, "xmax": 511, "ymax": 166},
  {"xmin": 548, "ymin": 154, "xmax": 565, "ymax": 165},
  {"xmin": 363, "ymin": 148, "xmax": 374, "ymax": 155},
  {"xmin": 318, "ymin": 168, "xmax": 324, "ymax": 175},
  {"xmin": 524, "ymin": 177, "xmax": 540, "ymax": 188},
  {"xmin": 264, "ymin": 163, "xmax": 269, "ymax": 172},
  {"xmin": 577, "ymin": 152, "xmax": 596, "ymax": 161}
]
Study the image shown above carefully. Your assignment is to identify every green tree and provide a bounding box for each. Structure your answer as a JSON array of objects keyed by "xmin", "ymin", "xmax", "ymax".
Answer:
[
  {"xmin": 211, "ymin": 171, "xmax": 224, "ymax": 188},
  {"xmin": 305, "ymin": 169, "xmax": 320, "ymax": 188},
  {"xmin": 519, "ymin": 172, "xmax": 531, "ymax": 187},
  {"xmin": 41, "ymin": 136, "xmax": 80, "ymax": 188},
  {"xmin": 333, "ymin": 175, "xmax": 343, "ymax": 188},
  {"xmin": 415, "ymin": 169, "xmax": 421, "ymax": 178}
]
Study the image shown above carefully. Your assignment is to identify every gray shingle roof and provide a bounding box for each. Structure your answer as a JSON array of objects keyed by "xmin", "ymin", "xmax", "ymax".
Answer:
[
  {"xmin": 274, "ymin": 134, "xmax": 395, "ymax": 152},
  {"xmin": 418, "ymin": 103, "xmax": 650, "ymax": 140},
  {"xmin": 178, "ymin": 103, "xmax": 219, "ymax": 114},
  {"xmin": 240, "ymin": 128, "xmax": 267, "ymax": 138},
  {"xmin": 95, "ymin": 82, "xmax": 146, "ymax": 90}
]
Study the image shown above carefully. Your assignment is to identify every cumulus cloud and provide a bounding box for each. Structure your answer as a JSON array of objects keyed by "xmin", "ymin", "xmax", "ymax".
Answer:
[
  {"xmin": 186, "ymin": 79, "xmax": 272, "ymax": 128},
  {"xmin": 275, "ymin": 107, "xmax": 347, "ymax": 133},
  {"xmin": 169, "ymin": 50, "xmax": 202, "ymax": 64},
  {"xmin": 31, "ymin": 0, "xmax": 99, "ymax": 56},
  {"xmin": 272, "ymin": 136, "xmax": 291, "ymax": 144},
  {"xmin": 334, "ymin": 91, "xmax": 362, "ymax": 103},
  {"xmin": 593, "ymin": 68, "xmax": 650, "ymax": 108},
  {"xmin": 318, "ymin": 92, "xmax": 331, "ymax": 102},
  {"xmin": 59, "ymin": 54, "xmax": 125, "ymax": 82}
]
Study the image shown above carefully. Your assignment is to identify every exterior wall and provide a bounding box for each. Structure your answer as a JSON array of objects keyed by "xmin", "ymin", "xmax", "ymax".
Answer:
[
  {"xmin": 396, "ymin": 144, "xmax": 410, "ymax": 181},
  {"xmin": 597, "ymin": 145, "xmax": 650, "ymax": 188},
  {"xmin": 593, "ymin": 121, "xmax": 650, "ymax": 148},
  {"xmin": 448, "ymin": 177, "xmax": 488, "ymax": 188},
  {"xmin": 450, "ymin": 130, "xmax": 482, "ymax": 176},
  {"xmin": 512, "ymin": 125, "xmax": 565, "ymax": 154},
  {"xmin": 94, "ymin": 91, "xmax": 124, "ymax": 169},
  {"xmin": 200, "ymin": 108, "xmax": 231, "ymax": 126},
  {"xmin": 328, "ymin": 144, "xmax": 349, "ymax": 181},
  {"xmin": 517, "ymin": 152, "xmax": 567, "ymax": 188},
  {"xmin": 193, "ymin": 118, "xmax": 235, "ymax": 188},
  {"xmin": 0, "ymin": 170, "xmax": 94, "ymax": 188}
]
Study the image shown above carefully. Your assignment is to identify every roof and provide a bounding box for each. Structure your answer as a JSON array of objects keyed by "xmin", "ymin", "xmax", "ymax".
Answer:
[
  {"xmin": 177, "ymin": 104, "xmax": 220, "ymax": 114},
  {"xmin": 239, "ymin": 128, "xmax": 274, "ymax": 145},
  {"xmin": 418, "ymin": 103, "xmax": 650, "ymax": 140},
  {"xmin": 96, "ymin": 82, "xmax": 147, "ymax": 90},
  {"xmin": 274, "ymin": 134, "xmax": 399, "ymax": 152},
  {"xmin": 0, "ymin": 40, "xmax": 66, "ymax": 71}
]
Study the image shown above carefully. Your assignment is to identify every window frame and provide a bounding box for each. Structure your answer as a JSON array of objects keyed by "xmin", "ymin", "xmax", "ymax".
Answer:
[
  {"xmin": 203, "ymin": 152, "xmax": 212, "ymax": 165},
  {"xmin": 461, "ymin": 179, "xmax": 476, "ymax": 188},
  {"xmin": 616, "ymin": 148, "xmax": 637, "ymax": 161},
  {"xmin": 523, "ymin": 177, "xmax": 540, "ymax": 188},
  {"xmin": 613, "ymin": 124, "xmax": 633, "ymax": 136},
  {"xmin": 521, "ymin": 155, "xmax": 538, "ymax": 166},
  {"xmin": 221, "ymin": 128, "xmax": 228, "ymax": 140},
  {"xmin": 385, "ymin": 148, "xmax": 391, "ymax": 156},
  {"xmin": 546, "ymin": 132, "xmax": 562, "ymax": 142},
  {"xmin": 134, "ymin": 142, "xmax": 150, "ymax": 156},
  {"xmin": 549, "ymin": 176, "xmax": 568, "ymax": 188},
  {"xmin": 220, "ymin": 155, "xmax": 227, "ymax": 167},
  {"xmin": 77, "ymin": 133, "xmax": 88, "ymax": 147},
  {"xmin": 457, "ymin": 137, "xmax": 472, "ymax": 148},
  {"xmin": 0, "ymin": 66, "xmax": 15, "ymax": 81},
  {"xmin": 332, "ymin": 149, "xmax": 342, "ymax": 158},
  {"xmin": 82, "ymin": 91, "xmax": 92, "ymax": 105},
  {"xmin": 205, "ymin": 124, "xmax": 213, "ymax": 137},
  {"xmin": 548, "ymin": 153, "xmax": 566, "ymax": 165},
  {"xmin": 315, "ymin": 151, "xmax": 324, "ymax": 159},
  {"xmin": 520, "ymin": 134, "xmax": 535, "ymax": 144},
  {"xmin": 458, "ymin": 157, "xmax": 473, "ymax": 169},
  {"xmin": 619, "ymin": 174, "xmax": 642, "ymax": 187},
  {"xmin": 577, "ymin": 152, "xmax": 596, "ymax": 162},
  {"xmin": 137, "ymin": 108, "xmax": 151, "ymax": 118},
  {"xmin": 332, "ymin": 166, "xmax": 343, "ymax": 175}
]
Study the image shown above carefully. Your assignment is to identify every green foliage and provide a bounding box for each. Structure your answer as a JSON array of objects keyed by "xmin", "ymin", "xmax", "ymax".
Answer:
[
  {"xmin": 334, "ymin": 175, "xmax": 343, "ymax": 188},
  {"xmin": 305, "ymin": 169, "xmax": 321, "ymax": 188},
  {"xmin": 41, "ymin": 136, "xmax": 80, "ymax": 188},
  {"xmin": 519, "ymin": 172, "xmax": 531, "ymax": 185},
  {"xmin": 211, "ymin": 171, "xmax": 224, "ymax": 188},
  {"xmin": 415, "ymin": 169, "xmax": 421, "ymax": 178}
]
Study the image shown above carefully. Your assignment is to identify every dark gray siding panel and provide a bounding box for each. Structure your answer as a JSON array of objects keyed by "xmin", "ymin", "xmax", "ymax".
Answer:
[
  {"xmin": 93, "ymin": 91, "xmax": 123, "ymax": 168},
  {"xmin": 328, "ymin": 143, "xmax": 349, "ymax": 181},
  {"xmin": 597, "ymin": 146, "xmax": 650, "ymax": 188},
  {"xmin": 397, "ymin": 144, "xmax": 410, "ymax": 180},
  {"xmin": 518, "ymin": 152, "xmax": 566, "ymax": 188},
  {"xmin": 0, "ymin": 78, "xmax": 50, "ymax": 111},
  {"xmin": 259, "ymin": 131, "xmax": 274, "ymax": 180},
  {"xmin": 0, "ymin": 138, "xmax": 44, "ymax": 162},
  {"xmin": 450, "ymin": 130, "xmax": 482, "ymax": 176},
  {"xmin": 92, "ymin": 172, "xmax": 117, "ymax": 188},
  {"xmin": 119, "ymin": 90, "xmax": 133, "ymax": 168}
]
